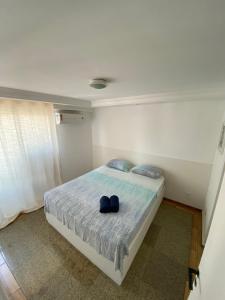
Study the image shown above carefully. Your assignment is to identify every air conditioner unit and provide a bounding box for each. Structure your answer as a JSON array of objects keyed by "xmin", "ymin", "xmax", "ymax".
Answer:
[{"xmin": 55, "ymin": 110, "xmax": 85, "ymax": 124}]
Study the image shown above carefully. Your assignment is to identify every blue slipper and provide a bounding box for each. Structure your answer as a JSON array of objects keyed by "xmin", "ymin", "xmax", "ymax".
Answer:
[
  {"xmin": 110, "ymin": 195, "xmax": 119, "ymax": 212},
  {"xmin": 100, "ymin": 196, "xmax": 111, "ymax": 213}
]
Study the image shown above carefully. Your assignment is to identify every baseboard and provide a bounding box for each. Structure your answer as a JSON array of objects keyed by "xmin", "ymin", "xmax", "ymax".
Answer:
[{"xmin": 163, "ymin": 197, "xmax": 202, "ymax": 213}]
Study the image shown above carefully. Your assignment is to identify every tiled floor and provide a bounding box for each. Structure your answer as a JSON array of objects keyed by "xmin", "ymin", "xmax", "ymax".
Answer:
[
  {"xmin": 0, "ymin": 251, "xmax": 26, "ymax": 299},
  {"xmin": 0, "ymin": 201, "xmax": 195, "ymax": 300},
  {"xmin": 0, "ymin": 285, "xmax": 7, "ymax": 300}
]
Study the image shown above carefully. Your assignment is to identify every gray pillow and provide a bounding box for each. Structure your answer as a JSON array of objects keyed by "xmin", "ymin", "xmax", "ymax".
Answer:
[
  {"xmin": 106, "ymin": 159, "xmax": 134, "ymax": 172},
  {"xmin": 131, "ymin": 164, "xmax": 162, "ymax": 179}
]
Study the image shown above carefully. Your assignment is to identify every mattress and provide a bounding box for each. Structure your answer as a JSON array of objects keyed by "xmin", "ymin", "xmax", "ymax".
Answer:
[{"xmin": 44, "ymin": 166, "xmax": 164, "ymax": 272}]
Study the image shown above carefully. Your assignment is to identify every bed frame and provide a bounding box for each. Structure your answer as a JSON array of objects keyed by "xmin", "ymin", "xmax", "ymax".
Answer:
[{"xmin": 46, "ymin": 185, "xmax": 164, "ymax": 285}]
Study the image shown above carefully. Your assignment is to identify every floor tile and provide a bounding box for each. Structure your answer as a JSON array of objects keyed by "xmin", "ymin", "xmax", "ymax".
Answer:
[
  {"xmin": 9, "ymin": 288, "xmax": 26, "ymax": 300},
  {"xmin": 0, "ymin": 263, "xmax": 19, "ymax": 295},
  {"xmin": 0, "ymin": 204, "xmax": 192, "ymax": 300}
]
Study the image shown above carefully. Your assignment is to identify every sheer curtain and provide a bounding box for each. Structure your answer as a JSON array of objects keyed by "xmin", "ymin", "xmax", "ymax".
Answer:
[{"xmin": 0, "ymin": 100, "xmax": 61, "ymax": 229}]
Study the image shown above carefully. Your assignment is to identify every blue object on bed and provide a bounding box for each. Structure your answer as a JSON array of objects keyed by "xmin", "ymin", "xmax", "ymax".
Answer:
[
  {"xmin": 131, "ymin": 164, "xmax": 162, "ymax": 179},
  {"xmin": 100, "ymin": 196, "xmax": 111, "ymax": 213},
  {"xmin": 110, "ymin": 195, "xmax": 119, "ymax": 212},
  {"xmin": 106, "ymin": 159, "xmax": 134, "ymax": 172}
]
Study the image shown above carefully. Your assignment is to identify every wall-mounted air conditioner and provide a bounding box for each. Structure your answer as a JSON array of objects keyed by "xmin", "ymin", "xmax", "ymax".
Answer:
[{"xmin": 55, "ymin": 110, "xmax": 85, "ymax": 124}]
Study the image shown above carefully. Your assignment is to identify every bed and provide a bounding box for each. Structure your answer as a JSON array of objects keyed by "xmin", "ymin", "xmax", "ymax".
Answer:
[{"xmin": 44, "ymin": 165, "xmax": 165, "ymax": 285}]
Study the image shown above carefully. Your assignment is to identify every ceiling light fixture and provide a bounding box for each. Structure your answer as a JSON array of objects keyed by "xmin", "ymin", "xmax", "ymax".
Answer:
[{"xmin": 89, "ymin": 78, "xmax": 107, "ymax": 89}]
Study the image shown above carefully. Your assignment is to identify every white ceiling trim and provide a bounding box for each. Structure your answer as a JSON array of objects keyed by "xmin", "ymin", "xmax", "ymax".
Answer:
[
  {"xmin": 91, "ymin": 88, "xmax": 225, "ymax": 108},
  {"xmin": 0, "ymin": 87, "xmax": 92, "ymax": 109}
]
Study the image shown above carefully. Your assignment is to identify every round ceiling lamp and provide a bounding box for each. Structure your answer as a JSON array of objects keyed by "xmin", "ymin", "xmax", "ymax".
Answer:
[{"xmin": 89, "ymin": 78, "xmax": 107, "ymax": 89}]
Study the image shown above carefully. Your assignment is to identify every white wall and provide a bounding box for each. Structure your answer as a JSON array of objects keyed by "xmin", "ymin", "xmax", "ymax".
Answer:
[
  {"xmin": 188, "ymin": 169, "xmax": 225, "ymax": 300},
  {"xmin": 203, "ymin": 112, "xmax": 225, "ymax": 244},
  {"xmin": 56, "ymin": 113, "xmax": 93, "ymax": 182},
  {"xmin": 92, "ymin": 100, "xmax": 225, "ymax": 209}
]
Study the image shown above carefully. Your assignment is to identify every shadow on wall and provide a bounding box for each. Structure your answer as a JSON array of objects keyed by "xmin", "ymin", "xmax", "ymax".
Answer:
[{"xmin": 56, "ymin": 113, "xmax": 93, "ymax": 182}]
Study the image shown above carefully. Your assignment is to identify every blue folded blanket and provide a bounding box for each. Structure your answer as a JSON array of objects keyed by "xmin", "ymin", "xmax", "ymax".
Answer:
[{"xmin": 100, "ymin": 195, "xmax": 119, "ymax": 213}]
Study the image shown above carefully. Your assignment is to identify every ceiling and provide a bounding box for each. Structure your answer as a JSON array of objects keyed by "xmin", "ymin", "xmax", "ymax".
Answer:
[{"xmin": 0, "ymin": 0, "xmax": 225, "ymax": 102}]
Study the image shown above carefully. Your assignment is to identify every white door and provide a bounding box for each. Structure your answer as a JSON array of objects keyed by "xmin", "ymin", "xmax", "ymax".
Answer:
[
  {"xmin": 203, "ymin": 113, "xmax": 225, "ymax": 244},
  {"xmin": 188, "ymin": 170, "xmax": 225, "ymax": 300}
]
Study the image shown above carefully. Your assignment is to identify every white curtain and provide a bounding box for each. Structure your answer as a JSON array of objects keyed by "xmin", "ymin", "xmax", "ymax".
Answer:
[{"xmin": 0, "ymin": 100, "xmax": 61, "ymax": 229}]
